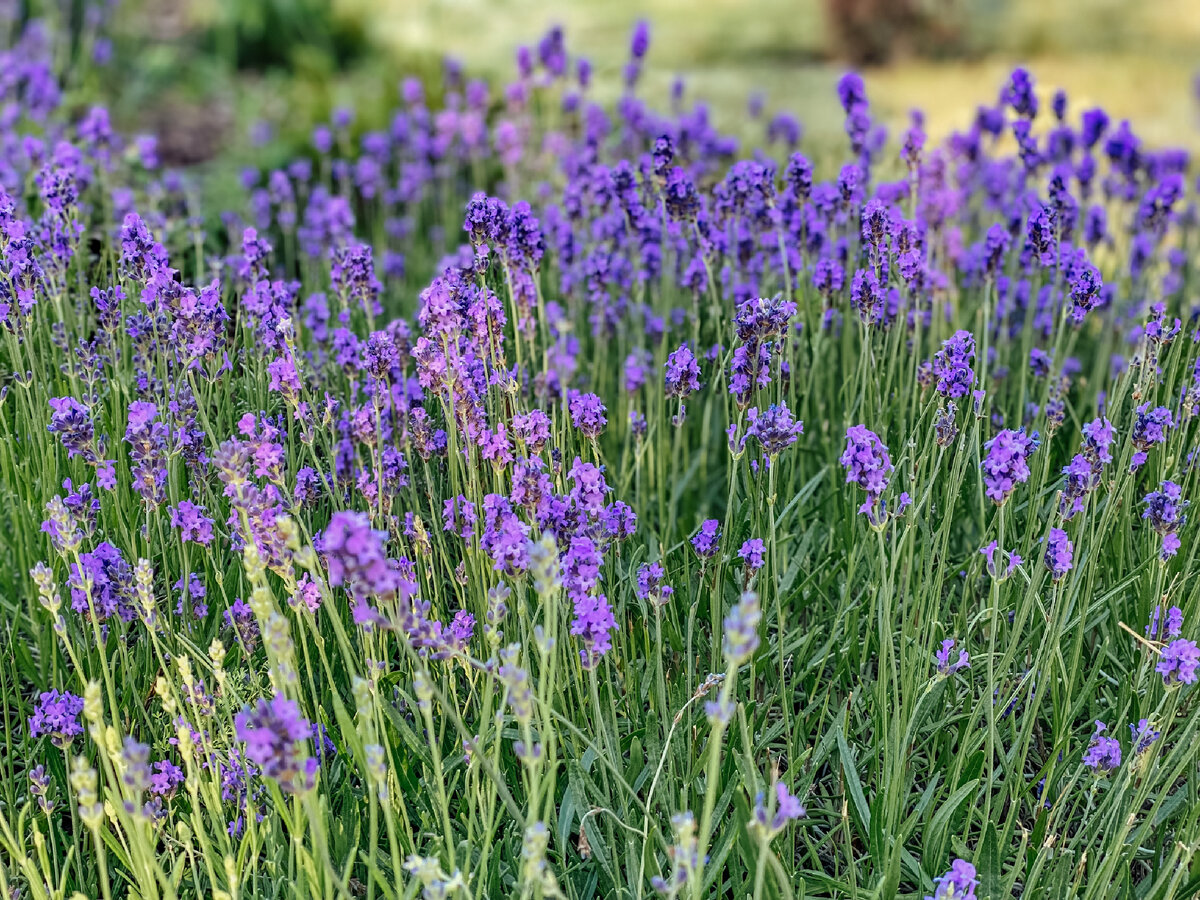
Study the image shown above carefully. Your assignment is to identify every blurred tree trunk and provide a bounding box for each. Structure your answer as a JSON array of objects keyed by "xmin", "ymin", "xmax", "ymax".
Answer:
[{"xmin": 825, "ymin": 0, "xmax": 965, "ymax": 65}]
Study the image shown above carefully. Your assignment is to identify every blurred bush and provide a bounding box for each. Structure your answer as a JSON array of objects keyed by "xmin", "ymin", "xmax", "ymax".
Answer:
[{"xmin": 192, "ymin": 0, "xmax": 370, "ymax": 72}]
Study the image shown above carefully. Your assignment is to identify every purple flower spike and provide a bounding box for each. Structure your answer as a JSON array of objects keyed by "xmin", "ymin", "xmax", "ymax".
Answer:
[
  {"xmin": 932, "ymin": 330, "xmax": 976, "ymax": 400},
  {"xmin": 1130, "ymin": 404, "xmax": 1173, "ymax": 471},
  {"xmin": 1044, "ymin": 528, "xmax": 1073, "ymax": 581},
  {"xmin": 29, "ymin": 690, "xmax": 85, "ymax": 747},
  {"xmin": 1083, "ymin": 721, "xmax": 1122, "ymax": 772},
  {"xmin": 234, "ymin": 695, "xmax": 316, "ymax": 793},
  {"xmin": 568, "ymin": 391, "xmax": 607, "ymax": 439},
  {"xmin": 665, "ymin": 344, "xmax": 702, "ymax": 399},
  {"xmin": 1157, "ymin": 639, "xmax": 1199, "ymax": 686},
  {"xmin": 692, "ymin": 519, "xmax": 721, "ymax": 559},
  {"xmin": 981, "ymin": 428, "xmax": 1038, "ymax": 505},
  {"xmin": 1142, "ymin": 481, "xmax": 1188, "ymax": 560},
  {"xmin": 744, "ymin": 404, "xmax": 803, "ymax": 461},
  {"xmin": 738, "ymin": 539, "xmax": 766, "ymax": 572},
  {"xmin": 841, "ymin": 425, "xmax": 892, "ymax": 524},
  {"xmin": 319, "ymin": 511, "xmax": 398, "ymax": 598}
]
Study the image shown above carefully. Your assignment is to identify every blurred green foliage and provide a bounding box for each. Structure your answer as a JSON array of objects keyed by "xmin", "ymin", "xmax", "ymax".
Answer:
[{"xmin": 202, "ymin": 0, "xmax": 370, "ymax": 72}]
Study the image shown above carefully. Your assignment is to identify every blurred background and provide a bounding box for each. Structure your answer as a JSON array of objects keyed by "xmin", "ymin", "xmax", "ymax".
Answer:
[{"xmin": 71, "ymin": 0, "xmax": 1200, "ymax": 193}]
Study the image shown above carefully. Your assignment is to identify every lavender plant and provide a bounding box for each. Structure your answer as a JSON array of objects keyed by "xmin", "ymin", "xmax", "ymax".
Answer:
[{"xmin": 0, "ymin": 5, "xmax": 1199, "ymax": 900}]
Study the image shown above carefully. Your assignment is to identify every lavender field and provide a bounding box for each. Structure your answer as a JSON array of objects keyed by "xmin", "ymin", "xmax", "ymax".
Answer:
[{"xmin": 2, "ymin": 3, "xmax": 1200, "ymax": 899}]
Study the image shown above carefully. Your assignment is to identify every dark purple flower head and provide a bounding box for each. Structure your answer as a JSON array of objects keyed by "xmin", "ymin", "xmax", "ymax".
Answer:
[
  {"xmin": 836, "ymin": 72, "xmax": 867, "ymax": 114},
  {"xmin": 1025, "ymin": 204, "xmax": 1057, "ymax": 267},
  {"xmin": 1051, "ymin": 88, "xmax": 1068, "ymax": 121},
  {"xmin": 1157, "ymin": 640, "xmax": 1199, "ymax": 685},
  {"xmin": 981, "ymin": 428, "xmax": 1038, "ymax": 505},
  {"xmin": 1029, "ymin": 348, "xmax": 1052, "ymax": 379},
  {"xmin": 812, "ymin": 258, "xmax": 844, "ymax": 297},
  {"xmin": 625, "ymin": 348, "xmax": 652, "ymax": 393},
  {"xmin": 1080, "ymin": 108, "xmax": 1109, "ymax": 148},
  {"xmin": 932, "ymin": 330, "xmax": 976, "ymax": 399},
  {"xmin": 1083, "ymin": 721, "xmax": 1122, "ymax": 772},
  {"xmin": 568, "ymin": 391, "xmax": 607, "ymax": 439},
  {"xmin": 629, "ymin": 410, "xmax": 648, "ymax": 438},
  {"xmin": 850, "ymin": 268, "xmax": 883, "ymax": 324},
  {"xmin": 840, "ymin": 425, "xmax": 892, "ymax": 498},
  {"xmin": 147, "ymin": 758, "xmax": 184, "ymax": 798},
  {"xmin": 630, "ymin": 20, "xmax": 650, "ymax": 60},
  {"xmin": 170, "ymin": 501, "xmax": 215, "ymax": 546},
  {"xmin": 1005, "ymin": 67, "xmax": 1038, "ymax": 118},
  {"xmin": 1137, "ymin": 174, "xmax": 1185, "ymax": 234},
  {"xmin": 838, "ymin": 163, "xmax": 863, "ymax": 206},
  {"xmin": 463, "ymin": 193, "xmax": 507, "ymax": 246},
  {"xmin": 663, "ymin": 166, "xmax": 699, "ymax": 220},
  {"xmin": 118, "ymin": 212, "xmax": 168, "ymax": 280},
  {"xmin": 1082, "ymin": 201, "xmax": 1107, "ymax": 245},
  {"xmin": 600, "ymin": 501, "xmax": 637, "ymax": 541},
  {"xmin": 561, "ymin": 536, "xmax": 615, "ymax": 668},
  {"xmin": 665, "ymin": 344, "xmax": 702, "ymax": 399},
  {"xmin": 503, "ymin": 201, "xmax": 544, "ymax": 267},
  {"xmin": 69, "ymin": 541, "xmax": 135, "ymax": 622},
  {"xmin": 744, "ymin": 404, "xmax": 803, "ymax": 460},
  {"xmin": 636, "ymin": 562, "xmax": 674, "ymax": 606},
  {"xmin": 536, "ymin": 26, "xmax": 566, "ymax": 77},
  {"xmin": 652, "ymin": 134, "xmax": 675, "ymax": 176},
  {"xmin": 568, "ymin": 456, "xmax": 609, "ymax": 515},
  {"xmin": 1142, "ymin": 481, "xmax": 1187, "ymax": 560},
  {"xmin": 1044, "ymin": 528, "xmax": 1073, "ymax": 581},
  {"xmin": 1165, "ymin": 606, "xmax": 1185, "ymax": 638},
  {"xmin": 1081, "ymin": 417, "xmax": 1115, "ymax": 467},
  {"xmin": 1068, "ymin": 261, "xmax": 1102, "ymax": 323},
  {"xmin": 768, "ymin": 115, "xmax": 802, "ymax": 152},
  {"xmin": 512, "ymin": 409, "xmax": 551, "ymax": 452},
  {"xmin": 983, "ymin": 223, "xmax": 1011, "ymax": 275},
  {"xmin": 729, "ymin": 342, "xmax": 772, "ymax": 407},
  {"xmin": 738, "ymin": 539, "xmax": 765, "ymax": 571},
  {"xmin": 692, "ymin": 519, "xmax": 721, "ymax": 559},
  {"xmin": 234, "ymin": 695, "xmax": 316, "ymax": 793},
  {"xmin": 735, "ymin": 296, "xmax": 796, "ymax": 343},
  {"xmin": 319, "ymin": 511, "xmax": 398, "ymax": 598},
  {"xmin": 1059, "ymin": 454, "xmax": 1099, "ymax": 520},
  {"xmin": 29, "ymin": 690, "xmax": 84, "ymax": 747},
  {"xmin": 785, "ymin": 153, "xmax": 812, "ymax": 202},
  {"xmin": 515, "ymin": 45, "xmax": 533, "ymax": 79},
  {"xmin": 1130, "ymin": 404, "xmax": 1173, "ymax": 471},
  {"xmin": 48, "ymin": 396, "xmax": 96, "ymax": 461},
  {"xmin": 362, "ymin": 330, "xmax": 399, "ymax": 381},
  {"xmin": 331, "ymin": 244, "xmax": 383, "ymax": 318},
  {"xmin": 902, "ymin": 111, "xmax": 926, "ymax": 168}
]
